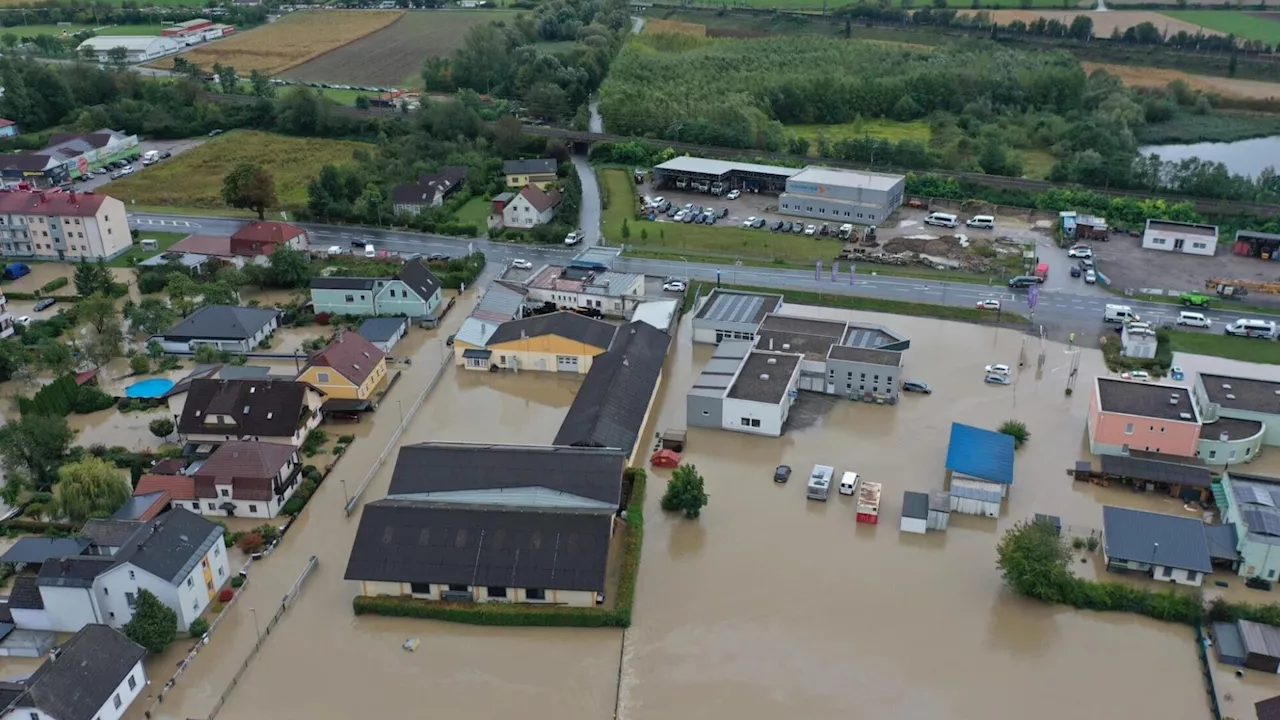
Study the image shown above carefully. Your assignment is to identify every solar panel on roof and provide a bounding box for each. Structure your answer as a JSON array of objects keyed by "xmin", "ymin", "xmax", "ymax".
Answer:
[
  {"xmin": 1245, "ymin": 485, "xmax": 1277, "ymax": 507},
  {"xmin": 1263, "ymin": 512, "xmax": 1280, "ymax": 537},
  {"xmin": 1266, "ymin": 489, "xmax": 1280, "ymax": 508}
]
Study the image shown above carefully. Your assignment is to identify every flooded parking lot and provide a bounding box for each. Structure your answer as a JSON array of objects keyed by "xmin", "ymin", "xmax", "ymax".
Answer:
[{"xmin": 3, "ymin": 285, "xmax": 1276, "ymax": 720}]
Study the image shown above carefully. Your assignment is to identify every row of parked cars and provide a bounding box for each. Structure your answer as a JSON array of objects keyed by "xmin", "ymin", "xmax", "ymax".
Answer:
[{"xmin": 656, "ymin": 200, "xmax": 729, "ymax": 225}]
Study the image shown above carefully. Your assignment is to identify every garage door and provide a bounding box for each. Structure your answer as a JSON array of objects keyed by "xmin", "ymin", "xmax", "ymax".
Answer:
[{"xmin": 556, "ymin": 355, "xmax": 579, "ymax": 372}]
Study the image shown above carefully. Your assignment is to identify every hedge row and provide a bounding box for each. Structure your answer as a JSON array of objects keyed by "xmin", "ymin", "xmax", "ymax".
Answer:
[
  {"xmin": 4, "ymin": 291, "xmax": 81, "ymax": 302},
  {"xmin": 353, "ymin": 468, "xmax": 649, "ymax": 628}
]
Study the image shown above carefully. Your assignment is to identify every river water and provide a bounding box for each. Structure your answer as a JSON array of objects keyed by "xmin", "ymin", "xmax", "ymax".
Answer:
[
  {"xmin": 1139, "ymin": 135, "xmax": 1280, "ymax": 178},
  {"xmin": 3, "ymin": 291, "xmax": 1276, "ymax": 720}
]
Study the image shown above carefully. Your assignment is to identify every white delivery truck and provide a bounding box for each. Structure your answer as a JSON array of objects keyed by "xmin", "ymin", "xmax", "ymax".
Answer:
[
  {"xmin": 142, "ymin": 150, "xmax": 159, "ymax": 165},
  {"xmin": 1103, "ymin": 304, "xmax": 1139, "ymax": 324},
  {"xmin": 1226, "ymin": 318, "xmax": 1278, "ymax": 339},
  {"xmin": 807, "ymin": 464, "xmax": 835, "ymax": 501}
]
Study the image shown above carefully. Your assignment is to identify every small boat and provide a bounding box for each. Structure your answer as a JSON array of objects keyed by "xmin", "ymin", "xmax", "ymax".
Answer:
[{"xmin": 402, "ymin": 638, "xmax": 420, "ymax": 651}]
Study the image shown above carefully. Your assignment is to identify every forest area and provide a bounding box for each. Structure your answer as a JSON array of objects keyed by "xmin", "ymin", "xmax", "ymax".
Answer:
[{"xmin": 598, "ymin": 33, "xmax": 1280, "ymax": 203}]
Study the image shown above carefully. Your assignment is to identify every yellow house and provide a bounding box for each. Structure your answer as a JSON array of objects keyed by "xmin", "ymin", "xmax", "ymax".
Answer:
[
  {"xmin": 296, "ymin": 331, "xmax": 389, "ymax": 409},
  {"xmin": 455, "ymin": 311, "xmax": 617, "ymax": 373},
  {"xmin": 503, "ymin": 158, "xmax": 558, "ymax": 190}
]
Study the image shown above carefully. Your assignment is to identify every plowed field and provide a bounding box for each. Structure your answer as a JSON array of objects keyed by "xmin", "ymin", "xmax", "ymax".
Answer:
[
  {"xmin": 1081, "ymin": 62, "xmax": 1280, "ymax": 99},
  {"xmin": 973, "ymin": 10, "xmax": 1223, "ymax": 37}
]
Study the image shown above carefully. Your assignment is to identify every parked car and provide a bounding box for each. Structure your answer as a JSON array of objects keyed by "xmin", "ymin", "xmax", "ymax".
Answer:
[
  {"xmin": 445, "ymin": 334, "xmax": 455, "ymax": 346},
  {"xmin": 804, "ymin": 224, "xmax": 817, "ymax": 236},
  {"xmin": 727, "ymin": 189, "xmax": 741, "ymax": 200},
  {"xmin": 1068, "ymin": 245, "xmax": 1093, "ymax": 258},
  {"xmin": 1121, "ymin": 370, "xmax": 1152, "ymax": 381},
  {"xmin": 773, "ymin": 465, "xmax": 791, "ymax": 483},
  {"xmin": 792, "ymin": 223, "xmax": 804, "ymax": 234},
  {"xmin": 683, "ymin": 213, "xmax": 695, "ymax": 224},
  {"xmin": 743, "ymin": 216, "xmax": 758, "ymax": 228},
  {"xmin": 717, "ymin": 208, "xmax": 728, "ymax": 218},
  {"xmin": 1078, "ymin": 258, "xmax": 1095, "ymax": 270},
  {"xmin": 511, "ymin": 259, "xmax": 533, "ymax": 270},
  {"xmin": 985, "ymin": 364, "xmax": 1011, "ymax": 375},
  {"xmin": 819, "ymin": 223, "xmax": 830, "ymax": 236},
  {"xmin": 975, "ymin": 299, "xmax": 1001, "ymax": 311},
  {"xmin": 651, "ymin": 196, "xmax": 665, "ymax": 207},
  {"xmin": 364, "ymin": 244, "xmax": 376, "ymax": 258},
  {"xmin": 1085, "ymin": 269, "xmax": 1097, "ymax": 284},
  {"xmin": 751, "ymin": 217, "xmax": 765, "ymax": 228},
  {"xmin": 427, "ymin": 253, "xmax": 449, "ymax": 262},
  {"xmin": 208, "ymin": 129, "xmax": 223, "ymax": 136},
  {"xmin": 771, "ymin": 220, "xmax": 784, "ymax": 231},
  {"xmin": 673, "ymin": 210, "xmax": 686, "ymax": 222},
  {"xmin": 160, "ymin": 151, "xmax": 172, "ymax": 159},
  {"xmin": 119, "ymin": 166, "xmax": 135, "ymax": 176},
  {"xmin": 780, "ymin": 221, "xmax": 792, "ymax": 232},
  {"xmin": 663, "ymin": 279, "xmax": 687, "ymax": 292},
  {"xmin": 984, "ymin": 374, "xmax": 1012, "ymax": 386},
  {"xmin": 16, "ymin": 316, "xmax": 30, "ymax": 326},
  {"xmin": 693, "ymin": 213, "xmax": 705, "ymax": 224},
  {"xmin": 1070, "ymin": 266, "xmax": 1082, "ymax": 277},
  {"xmin": 33, "ymin": 298, "xmax": 56, "ymax": 312},
  {"xmin": 902, "ymin": 380, "xmax": 932, "ymax": 394}
]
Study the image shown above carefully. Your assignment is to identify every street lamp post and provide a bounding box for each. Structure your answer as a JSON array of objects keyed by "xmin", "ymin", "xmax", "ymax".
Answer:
[
  {"xmin": 398, "ymin": 400, "xmax": 404, "ymax": 423},
  {"xmin": 340, "ymin": 477, "xmax": 349, "ymax": 506},
  {"xmin": 678, "ymin": 256, "xmax": 689, "ymax": 282},
  {"xmin": 249, "ymin": 607, "xmax": 261, "ymax": 643}
]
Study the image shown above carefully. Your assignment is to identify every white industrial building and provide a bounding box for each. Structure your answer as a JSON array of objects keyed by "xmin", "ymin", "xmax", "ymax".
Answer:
[
  {"xmin": 778, "ymin": 166, "xmax": 906, "ymax": 225},
  {"xmin": 77, "ymin": 35, "xmax": 181, "ymax": 63},
  {"xmin": 687, "ymin": 342, "xmax": 802, "ymax": 437},
  {"xmin": 1142, "ymin": 219, "xmax": 1219, "ymax": 256},
  {"xmin": 691, "ymin": 288, "xmax": 784, "ymax": 344}
]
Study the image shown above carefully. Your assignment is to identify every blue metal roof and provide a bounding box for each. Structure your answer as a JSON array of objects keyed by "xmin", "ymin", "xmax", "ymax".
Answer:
[{"xmin": 944, "ymin": 423, "xmax": 1015, "ymax": 486}]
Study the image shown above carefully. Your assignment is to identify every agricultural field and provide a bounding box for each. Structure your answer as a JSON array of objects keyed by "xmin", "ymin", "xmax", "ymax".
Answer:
[
  {"xmin": 1081, "ymin": 61, "xmax": 1280, "ymax": 99},
  {"xmin": 978, "ymin": 9, "xmax": 1223, "ymax": 36},
  {"xmin": 643, "ymin": 17, "xmax": 707, "ymax": 36},
  {"xmin": 281, "ymin": 9, "xmax": 516, "ymax": 87},
  {"xmin": 1158, "ymin": 10, "xmax": 1280, "ymax": 43},
  {"xmin": 0, "ymin": 23, "xmax": 90, "ymax": 36},
  {"xmin": 151, "ymin": 10, "xmax": 403, "ymax": 75},
  {"xmin": 107, "ymin": 130, "xmax": 372, "ymax": 213}
]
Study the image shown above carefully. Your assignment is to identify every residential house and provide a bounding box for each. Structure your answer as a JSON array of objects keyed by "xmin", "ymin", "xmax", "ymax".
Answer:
[
  {"xmin": 0, "ymin": 625, "xmax": 147, "ymax": 720},
  {"xmin": 344, "ymin": 443, "xmax": 627, "ymax": 607},
  {"xmin": 150, "ymin": 305, "xmax": 281, "ymax": 354},
  {"xmin": 357, "ymin": 317, "xmax": 408, "ymax": 354},
  {"xmin": 0, "ymin": 120, "xmax": 17, "ymax": 139},
  {"xmin": 1193, "ymin": 372, "xmax": 1277, "ymax": 464},
  {"xmin": 1142, "ymin": 219, "xmax": 1219, "ymax": 256},
  {"xmin": 6, "ymin": 509, "xmax": 229, "ymax": 633},
  {"xmin": 490, "ymin": 192, "xmax": 514, "ymax": 216},
  {"xmin": 296, "ymin": 332, "xmax": 388, "ymax": 411},
  {"xmin": 456, "ymin": 311, "xmax": 617, "ymax": 373},
  {"xmin": 0, "ymin": 290, "xmax": 14, "ymax": 339},
  {"xmin": 943, "ymin": 423, "xmax": 1015, "ymax": 517},
  {"xmin": 1087, "ymin": 378, "xmax": 1202, "ymax": 458},
  {"xmin": 452, "ymin": 281, "xmax": 527, "ymax": 359},
  {"xmin": 0, "ymin": 190, "xmax": 132, "ymax": 261},
  {"xmin": 1220, "ymin": 471, "xmax": 1280, "ymax": 581},
  {"xmin": 502, "ymin": 158, "xmax": 557, "ymax": 190},
  {"xmin": 310, "ymin": 258, "xmax": 442, "ymax": 320},
  {"xmin": 228, "ymin": 221, "xmax": 309, "ymax": 260},
  {"xmin": 502, "ymin": 185, "xmax": 562, "ymax": 229},
  {"xmin": 391, "ymin": 166, "xmax": 468, "ymax": 215},
  {"xmin": 553, "ymin": 321, "xmax": 672, "ymax": 466},
  {"xmin": 167, "ymin": 378, "xmax": 325, "ymax": 450},
  {"xmin": 188, "ymin": 441, "xmax": 302, "ymax": 518},
  {"xmin": 1101, "ymin": 505, "xmax": 1213, "ymax": 586},
  {"xmin": 518, "ymin": 265, "xmax": 644, "ymax": 318}
]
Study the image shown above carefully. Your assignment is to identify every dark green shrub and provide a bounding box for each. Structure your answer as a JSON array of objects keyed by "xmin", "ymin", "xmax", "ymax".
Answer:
[
  {"xmin": 188, "ymin": 617, "xmax": 210, "ymax": 638},
  {"xmin": 281, "ymin": 497, "xmax": 306, "ymax": 516},
  {"xmin": 230, "ymin": 576, "xmax": 245, "ymax": 588},
  {"xmin": 40, "ymin": 277, "xmax": 68, "ymax": 293},
  {"xmin": 337, "ymin": 435, "xmax": 355, "ymax": 444}
]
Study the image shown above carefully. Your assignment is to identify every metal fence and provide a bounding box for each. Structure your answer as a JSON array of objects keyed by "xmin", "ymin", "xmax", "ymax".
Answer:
[
  {"xmin": 1196, "ymin": 622, "xmax": 1226, "ymax": 720},
  {"xmin": 205, "ymin": 555, "xmax": 320, "ymax": 720}
]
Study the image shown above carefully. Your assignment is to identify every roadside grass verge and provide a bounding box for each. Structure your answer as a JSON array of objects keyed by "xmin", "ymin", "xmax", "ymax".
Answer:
[
  {"xmin": 352, "ymin": 468, "xmax": 647, "ymax": 627},
  {"xmin": 1159, "ymin": 10, "xmax": 1280, "ymax": 43},
  {"xmin": 1168, "ymin": 329, "xmax": 1280, "ymax": 364},
  {"xmin": 703, "ymin": 282, "xmax": 1027, "ymax": 324},
  {"xmin": 111, "ymin": 231, "xmax": 188, "ymax": 267}
]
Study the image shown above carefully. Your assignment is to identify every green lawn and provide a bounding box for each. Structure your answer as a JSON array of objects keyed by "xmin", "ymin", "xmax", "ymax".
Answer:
[
  {"xmin": 789, "ymin": 119, "xmax": 931, "ymax": 154},
  {"xmin": 112, "ymin": 231, "xmax": 188, "ymax": 268},
  {"xmin": 454, "ymin": 197, "xmax": 491, "ymax": 230},
  {"xmin": 2, "ymin": 23, "xmax": 91, "ymax": 37},
  {"xmin": 726, "ymin": 0, "xmax": 1083, "ymax": 8},
  {"xmin": 1016, "ymin": 149, "xmax": 1057, "ymax": 181},
  {"xmin": 1168, "ymin": 329, "xmax": 1280, "ymax": 364},
  {"xmin": 1159, "ymin": 11, "xmax": 1280, "ymax": 44}
]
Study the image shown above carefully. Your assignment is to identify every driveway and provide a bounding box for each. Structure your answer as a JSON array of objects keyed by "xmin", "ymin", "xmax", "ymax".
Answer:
[{"xmin": 572, "ymin": 154, "xmax": 601, "ymax": 246}]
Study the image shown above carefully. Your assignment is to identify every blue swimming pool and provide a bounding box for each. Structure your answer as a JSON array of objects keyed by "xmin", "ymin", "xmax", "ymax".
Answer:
[{"xmin": 126, "ymin": 378, "xmax": 176, "ymax": 399}]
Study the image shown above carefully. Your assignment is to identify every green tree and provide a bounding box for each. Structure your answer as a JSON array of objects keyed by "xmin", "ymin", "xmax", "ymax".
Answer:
[
  {"xmin": 76, "ymin": 293, "xmax": 117, "ymax": 334},
  {"xmin": 149, "ymin": 417, "xmax": 175, "ymax": 441},
  {"xmin": 213, "ymin": 62, "xmax": 238, "ymax": 94},
  {"xmin": 36, "ymin": 339, "xmax": 75, "ymax": 376},
  {"xmin": 0, "ymin": 414, "xmax": 74, "ymax": 500},
  {"xmin": 998, "ymin": 419, "xmax": 1031, "ymax": 448},
  {"xmin": 123, "ymin": 589, "xmax": 177, "ymax": 653},
  {"xmin": 660, "ymin": 463, "xmax": 709, "ymax": 519},
  {"xmin": 354, "ymin": 95, "xmax": 371, "ymax": 110},
  {"xmin": 199, "ymin": 282, "xmax": 238, "ymax": 307},
  {"xmin": 248, "ymin": 69, "xmax": 275, "ymax": 98},
  {"xmin": 73, "ymin": 261, "xmax": 113, "ymax": 297},
  {"xmin": 106, "ymin": 46, "xmax": 128, "ymax": 65},
  {"xmin": 1229, "ymin": 53, "xmax": 1238, "ymax": 78},
  {"xmin": 128, "ymin": 298, "xmax": 176, "ymax": 336},
  {"xmin": 995, "ymin": 519, "xmax": 1075, "ymax": 603},
  {"xmin": 129, "ymin": 354, "xmax": 150, "ymax": 375},
  {"xmin": 264, "ymin": 247, "xmax": 313, "ymax": 289},
  {"xmin": 221, "ymin": 162, "xmax": 278, "ymax": 220},
  {"xmin": 80, "ymin": 44, "xmax": 97, "ymax": 62},
  {"xmin": 620, "ymin": 219, "xmax": 630, "ymax": 240},
  {"xmin": 165, "ymin": 273, "xmax": 198, "ymax": 316},
  {"xmin": 189, "ymin": 617, "xmax": 210, "ymax": 638},
  {"xmin": 1, "ymin": 34, "xmax": 18, "ymax": 50},
  {"xmin": 54, "ymin": 457, "xmax": 131, "ymax": 522}
]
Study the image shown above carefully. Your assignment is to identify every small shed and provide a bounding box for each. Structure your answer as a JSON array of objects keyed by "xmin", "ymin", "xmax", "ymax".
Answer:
[
  {"xmin": 944, "ymin": 423, "xmax": 1015, "ymax": 518},
  {"xmin": 1241, "ymin": 620, "xmax": 1280, "ymax": 673},
  {"xmin": 357, "ymin": 317, "xmax": 409, "ymax": 354},
  {"xmin": 900, "ymin": 491, "xmax": 928, "ymax": 534},
  {"xmin": 1034, "ymin": 513, "xmax": 1063, "ymax": 536},
  {"xmin": 927, "ymin": 491, "xmax": 950, "ymax": 531},
  {"xmin": 1214, "ymin": 621, "xmax": 1247, "ymax": 667}
]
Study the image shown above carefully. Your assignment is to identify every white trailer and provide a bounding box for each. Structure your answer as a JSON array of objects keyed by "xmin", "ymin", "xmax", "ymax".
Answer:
[{"xmin": 807, "ymin": 464, "xmax": 834, "ymax": 501}]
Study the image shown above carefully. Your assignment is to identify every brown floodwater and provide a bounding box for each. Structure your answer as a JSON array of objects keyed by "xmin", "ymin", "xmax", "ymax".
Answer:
[{"xmin": 30, "ymin": 296, "xmax": 1280, "ymax": 720}]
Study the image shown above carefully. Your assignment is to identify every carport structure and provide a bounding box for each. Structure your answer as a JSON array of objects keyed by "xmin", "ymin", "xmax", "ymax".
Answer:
[
  {"xmin": 1097, "ymin": 454, "xmax": 1213, "ymax": 504},
  {"xmin": 653, "ymin": 157, "xmax": 799, "ymax": 194}
]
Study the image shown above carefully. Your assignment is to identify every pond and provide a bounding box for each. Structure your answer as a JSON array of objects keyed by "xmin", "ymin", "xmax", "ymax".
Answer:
[{"xmin": 1139, "ymin": 135, "xmax": 1280, "ymax": 178}]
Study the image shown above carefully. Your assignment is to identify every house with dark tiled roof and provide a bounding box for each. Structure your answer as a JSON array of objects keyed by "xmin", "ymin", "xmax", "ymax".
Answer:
[
  {"xmin": 310, "ymin": 258, "xmax": 442, "ymax": 320},
  {"xmin": 229, "ymin": 220, "xmax": 309, "ymax": 259},
  {"xmin": 502, "ymin": 184, "xmax": 562, "ymax": 229},
  {"xmin": 502, "ymin": 158, "xmax": 557, "ymax": 190},
  {"xmin": 295, "ymin": 331, "xmax": 388, "ymax": 410},
  {"xmin": 391, "ymin": 166, "xmax": 468, "ymax": 215},
  {"xmin": 151, "ymin": 305, "xmax": 282, "ymax": 354},
  {"xmin": 1101, "ymin": 505, "xmax": 1213, "ymax": 587},
  {"xmin": 188, "ymin": 441, "xmax": 302, "ymax": 518},
  {"xmin": 166, "ymin": 378, "xmax": 325, "ymax": 450},
  {"xmin": 456, "ymin": 311, "xmax": 617, "ymax": 374},
  {"xmin": 344, "ymin": 443, "xmax": 626, "ymax": 607},
  {"xmin": 5, "ymin": 509, "xmax": 229, "ymax": 634},
  {"xmin": 0, "ymin": 625, "xmax": 147, "ymax": 720}
]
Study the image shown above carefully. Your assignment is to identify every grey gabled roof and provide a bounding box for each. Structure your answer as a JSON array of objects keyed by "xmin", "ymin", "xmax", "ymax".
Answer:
[
  {"xmin": 503, "ymin": 158, "xmax": 557, "ymax": 175},
  {"xmin": 1205, "ymin": 522, "xmax": 1241, "ymax": 562},
  {"xmin": 357, "ymin": 317, "xmax": 408, "ymax": 343},
  {"xmin": 0, "ymin": 537, "xmax": 89, "ymax": 565},
  {"xmin": 162, "ymin": 305, "xmax": 280, "ymax": 341},
  {"xmin": 37, "ymin": 556, "xmax": 115, "ymax": 589},
  {"xmin": 13, "ymin": 625, "xmax": 146, "ymax": 720},
  {"xmin": 311, "ymin": 277, "xmax": 376, "ymax": 291},
  {"xmin": 343, "ymin": 500, "xmax": 612, "ymax": 592},
  {"xmin": 388, "ymin": 443, "xmax": 625, "ymax": 507},
  {"xmin": 486, "ymin": 311, "xmax": 617, "ymax": 350},
  {"xmin": 80, "ymin": 519, "xmax": 144, "ymax": 548},
  {"xmin": 395, "ymin": 259, "xmax": 442, "ymax": 304},
  {"xmin": 553, "ymin": 321, "xmax": 670, "ymax": 453},
  {"xmin": 1102, "ymin": 506, "xmax": 1213, "ymax": 573},
  {"xmin": 111, "ymin": 508, "xmax": 223, "ymax": 585}
]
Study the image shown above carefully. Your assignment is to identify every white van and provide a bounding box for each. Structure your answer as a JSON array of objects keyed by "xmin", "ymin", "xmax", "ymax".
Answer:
[
  {"xmin": 966, "ymin": 214, "xmax": 995, "ymax": 229},
  {"xmin": 807, "ymin": 464, "xmax": 834, "ymax": 501},
  {"xmin": 1177, "ymin": 311, "xmax": 1211, "ymax": 329},
  {"xmin": 1103, "ymin": 304, "xmax": 1138, "ymax": 324},
  {"xmin": 838, "ymin": 471, "xmax": 860, "ymax": 496},
  {"xmin": 1226, "ymin": 319, "xmax": 1277, "ymax": 339},
  {"xmin": 364, "ymin": 243, "xmax": 376, "ymax": 258},
  {"xmin": 925, "ymin": 212, "xmax": 958, "ymax": 229}
]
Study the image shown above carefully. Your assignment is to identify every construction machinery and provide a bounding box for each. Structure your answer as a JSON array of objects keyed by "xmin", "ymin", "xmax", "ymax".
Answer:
[{"xmin": 1206, "ymin": 277, "xmax": 1280, "ymax": 298}]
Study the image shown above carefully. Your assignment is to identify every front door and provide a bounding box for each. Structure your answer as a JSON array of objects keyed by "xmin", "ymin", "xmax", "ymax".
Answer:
[{"xmin": 1174, "ymin": 238, "xmax": 1185, "ymax": 251}]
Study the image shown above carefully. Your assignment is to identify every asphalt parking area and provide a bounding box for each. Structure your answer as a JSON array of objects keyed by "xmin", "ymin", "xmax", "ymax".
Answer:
[{"xmin": 1092, "ymin": 233, "xmax": 1280, "ymax": 307}]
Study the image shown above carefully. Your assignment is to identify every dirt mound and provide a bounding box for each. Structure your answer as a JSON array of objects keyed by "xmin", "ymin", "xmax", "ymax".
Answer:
[{"xmin": 882, "ymin": 234, "xmax": 992, "ymax": 259}]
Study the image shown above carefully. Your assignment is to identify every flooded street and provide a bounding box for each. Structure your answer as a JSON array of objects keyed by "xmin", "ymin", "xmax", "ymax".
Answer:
[{"xmin": 3, "ymin": 286, "xmax": 1276, "ymax": 720}]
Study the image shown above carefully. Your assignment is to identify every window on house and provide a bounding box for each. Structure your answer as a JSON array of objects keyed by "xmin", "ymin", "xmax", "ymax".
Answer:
[
  {"xmin": 1124, "ymin": 423, "xmax": 1134, "ymax": 435},
  {"xmin": 128, "ymin": 674, "xmax": 137, "ymax": 691},
  {"xmin": 317, "ymin": 372, "xmax": 330, "ymax": 383},
  {"xmin": 114, "ymin": 694, "xmax": 122, "ymax": 710},
  {"xmin": 249, "ymin": 504, "xmax": 258, "ymax": 513},
  {"xmin": 1270, "ymin": 569, "xmax": 1277, "ymax": 579},
  {"xmin": 526, "ymin": 588, "xmax": 546, "ymax": 600},
  {"xmin": 129, "ymin": 570, "xmax": 135, "ymax": 580},
  {"xmin": 208, "ymin": 502, "xmax": 216, "ymax": 510},
  {"xmin": 345, "ymin": 294, "xmax": 354, "ymax": 302},
  {"xmin": 214, "ymin": 545, "xmax": 221, "ymax": 557},
  {"xmin": 1209, "ymin": 450, "xmax": 1217, "ymax": 460},
  {"xmin": 206, "ymin": 578, "xmax": 214, "ymax": 593},
  {"xmin": 187, "ymin": 576, "xmax": 194, "ymax": 588},
  {"xmin": 487, "ymin": 586, "xmax": 507, "ymax": 599},
  {"xmin": 1162, "ymin": 566, "xmax": 1173, "ymax": 577},
  {"xmin": 1187, "ymin": 571, "xmax": 1199, "ymax": 583},
  {"xmin": 125, "ymin": 591, "xmax": 137, "ymax": 609},
  {"xmin": 447, "ymin": 584, "xmax": 468, "ymax": 592},
  {"xmin": 30, "ymin": 712, "xmax": 39, "ymax": 720},
  {"xmin": 193, "ymin": 598, "xmax": 199, "ymax": 611},
  {"xmin": 410, "ymin": 582, "xmax": 431, "ymax": 594}
]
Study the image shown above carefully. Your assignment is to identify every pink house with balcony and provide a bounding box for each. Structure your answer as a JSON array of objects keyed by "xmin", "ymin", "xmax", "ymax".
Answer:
[{"xmin": 1088, "ymin": 378, "xmax": 1202, "ymax": 458}]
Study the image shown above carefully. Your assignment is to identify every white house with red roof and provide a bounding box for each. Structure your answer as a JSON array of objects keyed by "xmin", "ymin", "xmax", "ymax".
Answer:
[
  {"xmin": 0, "ymin": 190, "xmax": 131, "ymax": 261},
  {"xmin": 229, "ymin": 220, "xmax": 309, "ymax": 260},
  {"xmin": 502, "ymin": 185, "xmax": 562, "ymax": 229}
]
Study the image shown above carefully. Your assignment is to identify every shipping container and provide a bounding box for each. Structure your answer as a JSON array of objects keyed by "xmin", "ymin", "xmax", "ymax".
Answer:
[{"xmin": 856, "ymin": 481, "xmax": 882, "ymax": 524}]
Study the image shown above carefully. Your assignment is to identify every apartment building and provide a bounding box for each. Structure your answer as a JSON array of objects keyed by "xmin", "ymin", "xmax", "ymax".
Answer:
[{"xmin": 0, "ymin": 190, "xmax": 132, "ymax": 261}]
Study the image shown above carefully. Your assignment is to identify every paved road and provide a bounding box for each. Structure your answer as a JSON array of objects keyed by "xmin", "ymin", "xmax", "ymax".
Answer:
[
  {"xmin": 571, "ymin": 154, "xmax": 602, "ymax": 245},
  {"xmin": 128, "ymin": 212, "xmax": 1274, "ymax": 337}
]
